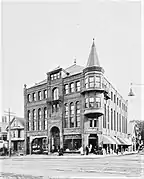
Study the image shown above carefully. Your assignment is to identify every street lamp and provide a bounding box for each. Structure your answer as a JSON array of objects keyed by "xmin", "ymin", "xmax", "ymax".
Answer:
[{"xmin": 128, "ymin": 83, "xmax": 144, "ymax": 96}]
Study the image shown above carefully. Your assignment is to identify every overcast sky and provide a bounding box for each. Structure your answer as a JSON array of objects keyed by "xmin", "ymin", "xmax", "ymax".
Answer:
[{"xmin": 1, "ymin": 0, "xmax": 143, "ymax": 121}]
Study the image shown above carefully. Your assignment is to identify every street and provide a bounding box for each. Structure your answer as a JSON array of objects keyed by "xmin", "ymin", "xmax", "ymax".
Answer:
[{"xmin": 0, "ymin": 153, "xmax": 144, "ymax": 179}]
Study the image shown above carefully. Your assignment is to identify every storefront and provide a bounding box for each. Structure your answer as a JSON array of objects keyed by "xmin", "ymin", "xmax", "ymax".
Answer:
[{"xmin": 63, "ymin": 134, "xmax": 82, "ymax": 151}]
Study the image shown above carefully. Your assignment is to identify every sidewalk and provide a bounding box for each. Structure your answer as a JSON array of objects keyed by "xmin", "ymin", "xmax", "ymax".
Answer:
[{"xmin": 0, "ymin": 151, "xmax": 138, "ymax": 160}]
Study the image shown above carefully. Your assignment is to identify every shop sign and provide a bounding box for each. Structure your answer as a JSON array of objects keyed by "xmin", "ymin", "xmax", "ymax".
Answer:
[{"xmin": 64, "ymin": 134, "xmax": 81, "ymax": 140}]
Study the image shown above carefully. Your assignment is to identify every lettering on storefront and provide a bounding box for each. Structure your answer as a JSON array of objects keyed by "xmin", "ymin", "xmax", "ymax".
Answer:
[
  {"xmin": 64, "ymin": 128, "xmax": 81, "ymax": 134},
  {"xmin": 64, "ymin": 134, "xmax": 81, "ymax": 140}
]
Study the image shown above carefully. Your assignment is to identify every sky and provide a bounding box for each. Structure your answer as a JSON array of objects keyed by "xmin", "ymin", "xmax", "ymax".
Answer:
[{"xmin": 1, "ymin": 0, "xmax": 143, "ymax": 121}]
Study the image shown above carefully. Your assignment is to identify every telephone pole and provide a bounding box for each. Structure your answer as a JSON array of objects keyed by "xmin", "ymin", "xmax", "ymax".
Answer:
[{"xmin": 4, "ymin": 108, "xmax": 15, "ymax": 157}]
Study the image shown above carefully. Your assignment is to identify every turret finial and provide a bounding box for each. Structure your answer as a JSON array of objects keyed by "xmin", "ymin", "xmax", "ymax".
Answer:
[{"xmin": 74, "ymin": 58, "xmax": 76, "ymax": 65}]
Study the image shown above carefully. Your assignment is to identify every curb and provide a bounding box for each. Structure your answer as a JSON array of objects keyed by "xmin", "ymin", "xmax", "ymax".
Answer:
[{"xmin": 0, "ymin": 152, "xmax": 138, "ymax": 160}]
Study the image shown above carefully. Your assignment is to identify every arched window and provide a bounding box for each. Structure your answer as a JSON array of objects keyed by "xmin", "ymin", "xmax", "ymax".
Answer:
[
  {"xmin": 76, "ymin": 101, "xmax": 80, "ymax": 127},
  {"xmin": 27, "ymin": 94, "xmax": 31, "ymax": 102},
  {"xmin": 38, "ymin": 108, "xmax": 41, "ymax": 130},
  {"xmin": 38, "ymin": 91, "xmax": 42, "ymax": 100},
  {"xmin": 43, "ymin": 89, "xmax": 47, "ymax": 99},
  {"xmin": 32, "ymin": 93, "xmax": 36, "ymax": 101},
  {"xmin": 27, "ymin": 110, "xmax": 31, "ymax": 131},
  {"xmin": 70, "ymin": 102, "xmax": 74, "ymax": 128},
  {"xmin": 44, "ymin": 107, "xmax": 47, "ymax": 130},
  {"xmin": 32, "ymin": 109, "xmax": 36, "ymax": 130},
  {"xmin": 53, "ymin": 88, "xmax": 59, "ymax": 100},
  {"xmin": 64, "ymin": 103, "xmax": 68, "ymax": 128}
]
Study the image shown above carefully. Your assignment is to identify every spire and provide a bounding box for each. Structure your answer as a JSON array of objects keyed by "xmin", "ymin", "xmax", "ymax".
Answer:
[{"xmin": 86, "ymin": 38, "xmax": 100, "ymax": 67}]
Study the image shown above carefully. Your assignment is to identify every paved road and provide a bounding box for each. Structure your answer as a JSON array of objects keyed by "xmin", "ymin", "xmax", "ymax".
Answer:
[{"xmin": 0, "ymin": 153, "xmax": 144, "ymax": 178}]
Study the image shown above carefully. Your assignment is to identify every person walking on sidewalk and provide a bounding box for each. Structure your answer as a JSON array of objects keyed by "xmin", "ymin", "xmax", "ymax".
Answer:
[{"xmin": 85, "ymin": 145, "xmax": 89, "ymax": 155}]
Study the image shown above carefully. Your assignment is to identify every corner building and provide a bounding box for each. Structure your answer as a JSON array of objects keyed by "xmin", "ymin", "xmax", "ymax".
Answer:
[{"xmin": 24, "ymin": 40, "xmax": 128, "ymax": 154}]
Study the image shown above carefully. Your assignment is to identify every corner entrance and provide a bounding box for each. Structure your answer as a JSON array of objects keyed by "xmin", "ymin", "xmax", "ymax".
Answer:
[{"xmin": 50, "ymin": 126, "xmax": 60, "ymax": 152}]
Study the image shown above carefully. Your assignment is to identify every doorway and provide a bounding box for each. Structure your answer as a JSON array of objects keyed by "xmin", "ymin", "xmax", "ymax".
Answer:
[
  {"xmin": 50, "ymin": 126, "xmax": 60, "ymax": 152},
  {"xmin": 88, "ymin": 134, "xmax": 98, "ymax": 152}
]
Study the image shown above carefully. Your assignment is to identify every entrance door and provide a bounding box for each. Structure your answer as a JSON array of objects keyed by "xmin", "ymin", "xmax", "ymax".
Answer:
[
  {"xmin": 89, "ymin": 134, "xmax": 98, "ymax": 152},
  {"xmin": 50, "ymin": 126, "xmax": 60, "ymax": 152},
  {"xmin": 13, "ymin": 141, "xmax": 18, "ymax": 151}
]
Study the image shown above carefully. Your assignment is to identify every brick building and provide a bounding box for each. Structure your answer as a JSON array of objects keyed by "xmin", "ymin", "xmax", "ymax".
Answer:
[{"xmin": 24, "ymin": 40, "xmax": 129, "ymax": 155}]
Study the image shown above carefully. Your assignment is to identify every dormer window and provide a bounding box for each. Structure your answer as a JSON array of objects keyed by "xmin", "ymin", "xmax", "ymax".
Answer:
[{"xmin": 51, "ymin": 72, "xmax": 61, "ymax": 80}]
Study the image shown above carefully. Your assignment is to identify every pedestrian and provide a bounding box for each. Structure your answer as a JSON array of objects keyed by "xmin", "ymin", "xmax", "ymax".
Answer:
[
  {"xmin": 78, "ymin": 146, "xmax": 84, "ymax": 155},
  {"xmin": 85, "ymin": 145, "xmax": 89, "ymax": 155},
  {"xmin": 89, "ymin": 144, "xmax": 92, "ymax": 153}
]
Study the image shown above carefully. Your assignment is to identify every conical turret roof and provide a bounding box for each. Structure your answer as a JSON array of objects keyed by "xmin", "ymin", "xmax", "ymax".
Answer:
[{"xmin": 86, "ymin": 39, "xmax": 100, "ymax": 67}]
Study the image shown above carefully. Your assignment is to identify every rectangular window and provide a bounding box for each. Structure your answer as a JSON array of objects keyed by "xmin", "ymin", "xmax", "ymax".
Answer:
[
  {"xmin": 70, "ymin": 83, "xmax": 74, "ymax": 93},
  {"xmin": 85, "ymin": 77, "xmax": 88, "ymax": 88},
  {"xmin": 85, "ymin": 98, "xmax": 89, "ymax": 108},
  {"xmin": 70, "ymin": 117, "xmax": 74, "ymax": 128},
  {"xmin": 114, "ymin": 95, "xmax": 116, "ymax": 103},
  {"xmin": 96, "ymin": 97, "xmax": 101, "ymax": 108},
  {"xmin": 89, "ymin": 76, "xmax": 94, "ymax": 88},
  {"xmin": 119, "ymin": 100, "xmax": 121, "ymax": 108},
  {"xmin": 95, "ymin": 76, "xmax": 101, "ymax": 88},
  {"xmin": 111, "ymin": 108, "xmax": 113, "ymax": 130},
  {"xmin": 111, "ymin": 92, "xmax": 113, "ymax": 101},
  {"xmin": 117, "ymin": 98, "xmax": 119, "ymax": 105},
  {"xmin": 64, "ymin": 84, "xmax": 69, "ymax": 94},
  {"xmin": 76, "ymin": 116, "xmax": 80, "ymax": 127},
  {"xmin": 64, "ymin": 117, "xmax": 68, "ymax": 128},
  {"xmin": 54, "ymin": 74, "xmax": 57, "ymax": 80},
  {"xmin": 89, "ymin": 97, "xmax": 94, "ymax": 107},
  {"xmin": 76, "ymin": 81, "xmax": 80, "ymax": 92},
  {"xmin": 119, "ymin": 114, "xmax": 121, "ymax": 132},
  {"xmin": 18, "ymin": 130, "xmax": 21, "ymax": 138},
  {"xmin": 51, "ymin": 75, "xmax": 54, "ymax": 80},
  {"xmin": 94, "ymin": 119, "xmax": 98, "ymax": 127},
  {"xmin": 103, "ymin": 104, "xmax": 106, "ymax": 128},
  {"xmin": 117, "ymin": 112, "xmax": 119, "ymax": 132},
  {"xmin": 90, "ymin": 120, "xmax": 92, "ymax": 127}
]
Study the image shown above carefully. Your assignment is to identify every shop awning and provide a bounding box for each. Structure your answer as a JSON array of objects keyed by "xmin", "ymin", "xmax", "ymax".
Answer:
[
  {"xmin": 102, "ymin": 135, "xmax": 116, "ymax": 144},
  {"xmin": 117, "ymin": 137, "xmax": 127, "ymax": 145},
  {"xmin": 111, "ymin": 136, "xmax": 121, "ymax": 145},
  {"xmin": 124, "ymin": 138, "xmax": 132, "ymax": 146}
]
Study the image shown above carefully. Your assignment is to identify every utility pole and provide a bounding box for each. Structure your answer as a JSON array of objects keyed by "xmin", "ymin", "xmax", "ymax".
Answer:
[{"xmin": 4, "ymin": 108, "xmax": 15, "ymax": 157}]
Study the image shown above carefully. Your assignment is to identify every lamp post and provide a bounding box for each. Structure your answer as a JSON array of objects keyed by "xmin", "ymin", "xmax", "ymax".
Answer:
[
  {"xmin": 128, "ymin": 83, "xmax": 144, "ymax": 97},
  {"xmin": 128, "ymin": 82, "xmax": 144, "ymax": 151}
]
